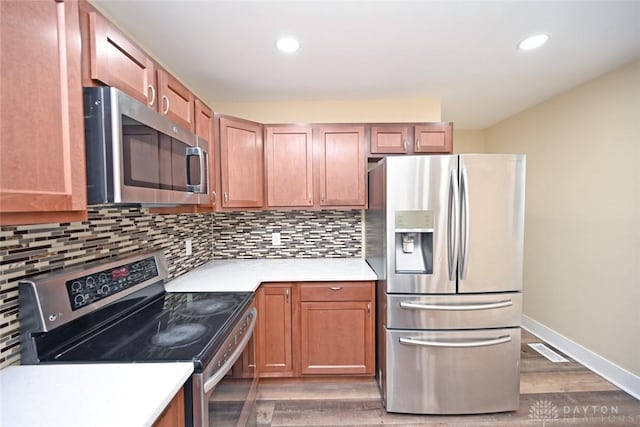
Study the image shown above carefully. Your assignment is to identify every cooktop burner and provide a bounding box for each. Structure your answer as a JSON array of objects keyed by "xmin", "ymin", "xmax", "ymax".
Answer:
[
  {"xmin": 181, "ymin": 296, "xmax": 237, "ymax": 317},
  {"xmin": 151, "ymin": 323, "xmax": 207, "ymax": 348}
]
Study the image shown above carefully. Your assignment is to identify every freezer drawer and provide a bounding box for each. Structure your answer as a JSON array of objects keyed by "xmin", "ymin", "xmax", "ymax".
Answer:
[
  {"xmin": 386, "ymin": 293, "xmax": 521, "ymax": 330},
  {"xmin": 383, "ymin": 327, "xmax": 520, "ymax": 414}
]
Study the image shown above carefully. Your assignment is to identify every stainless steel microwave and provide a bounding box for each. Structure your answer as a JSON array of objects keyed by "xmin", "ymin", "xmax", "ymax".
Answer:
[{"xmin": 83, "ymin": 87, "xmax": 208, "ymax": 205}]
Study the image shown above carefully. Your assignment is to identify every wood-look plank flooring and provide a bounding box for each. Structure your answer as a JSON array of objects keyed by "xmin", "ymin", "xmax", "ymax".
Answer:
[{"xmin": 254, "ymin": 331, "xmax": 640, "ymax": 426}]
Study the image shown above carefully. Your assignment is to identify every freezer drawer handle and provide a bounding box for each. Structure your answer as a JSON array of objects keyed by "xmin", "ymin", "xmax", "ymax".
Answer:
[
  {"xmin": 399, "ymin": 335, "xmax": 511, "ymax": 348},
  {"xmin": 399, "ymin": 300, "xmax": 513, "ymax": 311}
]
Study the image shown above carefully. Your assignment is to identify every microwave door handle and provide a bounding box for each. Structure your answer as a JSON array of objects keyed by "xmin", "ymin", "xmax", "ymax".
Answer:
[{"xmin": 185, "ymin": 146, "xmax": 205, "ymax": 193}]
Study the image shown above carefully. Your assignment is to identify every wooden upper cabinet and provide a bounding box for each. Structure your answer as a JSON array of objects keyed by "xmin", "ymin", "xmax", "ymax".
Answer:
[
  {"xmin": 0, "ymin": 0, "xmax": 87, "ymax": 225},
  {"xmin": 368, "ymin": 123, "xmax": 454, "ymax": 156},
  {"xmin": 158, "ymin": 70, "xmax": 195, "ymax": 132},
  {"xmin": 219, "ymin": 117, "xmax": 264, "ymax": 209},
  {"xmin": 315, "ymin": 126, "xmax": 366, "ymax": 208},
  {"xmin": 370, "ymin": 126, "xmax": 409, "ymax": 154},
  {"xmin": 82, "ymin": 5, "xmax": 196, "ymax": 132},
  {"xmin": 414, "ymin": 123, "xmax": 453, "ymax": 153},
  {"xmin": 195, "ymin": 100, "xmax": 216, "ymax": 209},
  {"xmin": 86, "ymin": 10, "xmax": 156, "ymax": 107},
  {"xmin": 265, "ymin": 126, "xmax": 314, "ymax": 208}
]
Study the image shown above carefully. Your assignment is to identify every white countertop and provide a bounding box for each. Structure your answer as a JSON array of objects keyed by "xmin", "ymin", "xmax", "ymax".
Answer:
[
  {"xmin": 165, "ymin": 258, "xmax": 377, "ymax": 292},
  {"xmin": 0, "ymin": 362, "xmax": 193, "ymax": 427}
]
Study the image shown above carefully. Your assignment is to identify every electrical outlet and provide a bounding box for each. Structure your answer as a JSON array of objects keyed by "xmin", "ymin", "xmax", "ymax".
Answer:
[
  {"xmin": 271, "ymin": 232, "xmax": 281, "ymax": 246},
  {"xmin": 185, "ymin": 239, "xmax": 192, "ymax": 256}
]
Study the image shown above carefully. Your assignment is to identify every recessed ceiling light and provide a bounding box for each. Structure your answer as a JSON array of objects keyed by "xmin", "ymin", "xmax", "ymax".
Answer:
[
  {"xmin": 276, "ymin": 37, "xmax": 299, "ymax": 54},
  {"xmin": 518, "ymin": 34, "xmax": 549, "ymax": 51}
]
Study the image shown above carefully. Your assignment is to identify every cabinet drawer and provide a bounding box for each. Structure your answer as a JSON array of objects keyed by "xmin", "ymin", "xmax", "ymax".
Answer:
[{"xmin": 300, "ymin": 282, "xmax": 372, "ymax": 302}]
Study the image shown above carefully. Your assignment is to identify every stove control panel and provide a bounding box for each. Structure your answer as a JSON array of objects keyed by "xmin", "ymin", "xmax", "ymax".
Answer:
[{"xmin": 65, "ymin": 256, "xmax": 159, "ymax": 311}]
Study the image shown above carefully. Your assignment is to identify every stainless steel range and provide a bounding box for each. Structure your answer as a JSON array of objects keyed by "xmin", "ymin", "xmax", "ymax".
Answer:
[{"xmin": 19, "ymin": 251, "xmax": 257, "ymax": 427}]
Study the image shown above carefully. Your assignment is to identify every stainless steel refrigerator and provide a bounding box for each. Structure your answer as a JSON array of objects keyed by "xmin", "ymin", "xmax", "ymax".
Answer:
[{"xmin": 365, "ymin": 154, "xmax": 526, "ymax": 414}]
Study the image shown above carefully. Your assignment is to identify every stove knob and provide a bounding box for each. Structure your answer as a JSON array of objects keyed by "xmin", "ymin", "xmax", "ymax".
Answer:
[
  {"xmin": 98, "ymin": 273, "xmax": 108, "ymax": 284},
  {"xmin": 85, "ymin": 276, "xmax": 95, "ymax": 288},
  {"xmin": 71, "ymin": 281, "xmax": 82, "ymax": 293},
  {"xmin": 100, "ymin": 284, "xmax": 110, "ymax": 295},
  {"xmin": 74, "ymin": 294, "xmax": 85, "ymax": 306}
]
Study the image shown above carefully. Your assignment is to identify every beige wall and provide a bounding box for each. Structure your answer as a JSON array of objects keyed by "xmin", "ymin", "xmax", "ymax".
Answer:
[
  {"xmin": 485, "ymin": 60, "xmax": 640, "ymax": 375},
  {"xmin": 211, "ymin": 97, "xmax": 441, "ymax": 124},
  {"xmin": 453, "ymin": 129, "xmax": 487, "ymax": 153}
]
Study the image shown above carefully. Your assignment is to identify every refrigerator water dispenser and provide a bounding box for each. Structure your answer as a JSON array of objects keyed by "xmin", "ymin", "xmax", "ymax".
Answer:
[{"xmin": 394, "ymin": 210, "xmax": 434, "ymax": 274}]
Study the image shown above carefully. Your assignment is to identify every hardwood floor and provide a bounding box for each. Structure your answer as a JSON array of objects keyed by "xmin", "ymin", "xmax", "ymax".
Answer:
[{"xmin": 254, "ymin": 331, "xmax": 640, "ymax": 426}]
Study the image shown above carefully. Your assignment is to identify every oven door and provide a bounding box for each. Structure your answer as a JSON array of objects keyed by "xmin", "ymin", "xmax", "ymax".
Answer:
[{"xmin": 191, "ymin": 306, "xmax": 257, "ymax": 427}]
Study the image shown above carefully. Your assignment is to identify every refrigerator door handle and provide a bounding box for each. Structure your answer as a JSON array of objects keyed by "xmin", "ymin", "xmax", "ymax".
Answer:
[
  {"xmin": 448, "ymin": 168, "xmax": 460, "ymax": 281},
  {"xmin": 399, "ymin": 300, "xmax": 513, "ymax": 311},
  {"xmin": 459, "ymin": 167, "xmax": 470, "ymax": 280},
  {"xmin": 399, "ymin": 335, "xmax": 512, "ymax": 348}
]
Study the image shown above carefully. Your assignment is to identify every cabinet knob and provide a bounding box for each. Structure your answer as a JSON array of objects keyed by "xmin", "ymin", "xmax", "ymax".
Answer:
[
  {"xmin": 329, "ymin": 287, "xmax": 342, "ymax": 291},
  {"xmin": 223, "ymin": 192, "xmax": 228, "ymax": 204},
  {"xmin": 147, "ymin": 85, "xmax": 156, "ymax": 107},
  {"xmin": 415, "ymin": 139, "xmax": 421, "ymax": 151},
  {"xmin": 320, "ymin": 192, "xmax": 325, "ymax": 203},
  {"xmin": 212, "ymin": 191, "xmax": 217, "ymax": 204},
  {"xmin": 403, "ymin": 139, "xmax": 408, "ymax": 152}
]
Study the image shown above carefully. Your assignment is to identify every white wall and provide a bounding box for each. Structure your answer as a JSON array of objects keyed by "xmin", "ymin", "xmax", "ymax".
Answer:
[
  {"xmin": 485, "ymin": 60, "xmax": 640, "ymax": 376},
  {"xmin": 211, "ymin": 97, "xmax": 441, "ymax": 124},
  {"xmin": 453, "ymin": 129, "xmax": 486, "ymax": 153}
]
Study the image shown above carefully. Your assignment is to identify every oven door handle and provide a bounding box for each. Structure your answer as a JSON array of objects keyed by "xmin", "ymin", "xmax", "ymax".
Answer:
[{"xmin": 204, "ymin": 307, "xmax": 257, "ymax": 393}]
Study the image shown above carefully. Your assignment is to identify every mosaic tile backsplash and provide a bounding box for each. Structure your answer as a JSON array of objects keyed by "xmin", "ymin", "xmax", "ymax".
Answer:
[{"xmin": 0, "ymin": 206, "xmax": 362, "ymax": 369}]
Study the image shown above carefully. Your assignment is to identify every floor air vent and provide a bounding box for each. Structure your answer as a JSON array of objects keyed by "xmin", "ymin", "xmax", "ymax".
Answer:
[{"xmin": 528, "ymin": 343, "xmax": 569, "ymax": 362}]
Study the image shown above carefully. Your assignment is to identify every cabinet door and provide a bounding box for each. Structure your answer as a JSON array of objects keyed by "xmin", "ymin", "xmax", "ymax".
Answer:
[
  {"xmin": 219, "ymin": 117, "xmax": 264, "ymax": 209},
  {"xmin": 195, "ymin": 100, "xmax": 216, "ymax": 209},
  {"xmin": 152, "ymin": 388, "xmax": 185, "ymax": 427},
  {"xmin": 1, "ymin": 0, "xmax": 87, "ymax": 225},
  {"xmin": 300, "ymin": 301, "xmax": 374, "ymax": 375},
  {"xmin": 414, "ymin": 123, "xmax": 453, "ymax": 153},
  {"xmin": 256, "ymin": 285, "xmax": 293, "ymax": 376},
  {"xmin": 88, "ymin": 10, "xmax": 156, "ymax": 108},
  {"xmin": 316, "ymin": 126, "xmax": 366, "ymax": 207},
  {"xmin": 158, "ymin": 69, "xmax": 195, "ymax": 132},
  {"xmin": 265, "ymin": 126, "xmax": 313, "ymax": 208},
  {"xmin": 370, "ymin": 126, "xmax": 409, "ymax": 154}
]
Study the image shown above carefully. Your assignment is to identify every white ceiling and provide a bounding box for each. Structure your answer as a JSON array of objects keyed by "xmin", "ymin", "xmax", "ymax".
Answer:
[{"xmin": 92, "ymin": 0, "xmax": 640, "ymax": 129}]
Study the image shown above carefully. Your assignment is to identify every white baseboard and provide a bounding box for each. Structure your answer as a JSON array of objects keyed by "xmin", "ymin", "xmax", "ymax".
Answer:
[{"xmin": 522, "ymin": 315, "xmax": 640, "ymax": 400}]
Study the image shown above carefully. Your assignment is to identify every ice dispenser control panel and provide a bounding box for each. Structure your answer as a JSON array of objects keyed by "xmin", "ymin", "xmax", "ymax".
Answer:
[{"xmin": 394, "ymin": 210, "xmax": 434, "ymax": 274}]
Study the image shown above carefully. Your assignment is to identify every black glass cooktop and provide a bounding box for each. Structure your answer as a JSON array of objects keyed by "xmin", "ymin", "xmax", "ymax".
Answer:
[{"xmin": 40, "ymin": 291, "xmax": 253, "ymax": 371}]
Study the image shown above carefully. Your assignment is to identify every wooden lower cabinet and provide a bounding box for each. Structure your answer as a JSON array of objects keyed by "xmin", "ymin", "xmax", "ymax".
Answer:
[
  {"xmin": 253, "ymin": 281, "xmax": 374, "ymax": 378},
  {"xmin": 152, "ymin": 387, "xmax": 185, "ymax": 427},
  {"xmin": 255, "ymin": 284, "xmax": 294, "ymax": 377},
  {"xmin": 300, "ymin": 300, "xmax": 373, "ymax": 375}
]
